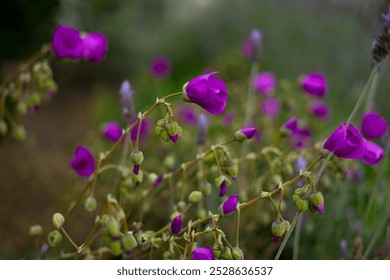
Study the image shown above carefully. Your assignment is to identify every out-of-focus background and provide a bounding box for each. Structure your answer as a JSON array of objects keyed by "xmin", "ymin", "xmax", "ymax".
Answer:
[{"xmin": 1, "ymin": 0, "xmax": 390, "ymax": 259}]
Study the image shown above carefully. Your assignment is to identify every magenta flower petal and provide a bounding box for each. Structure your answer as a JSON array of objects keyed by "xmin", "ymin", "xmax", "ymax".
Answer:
[
  {"xmin": 51, "ymin": 25, "xmax": 84, "ymax": 59},
  {"xmin": 309, "ymin": 101, "xmax": 329, "ymax": 120},
  {"xmin": 253, "ymin": 72, "xmax": 277, "ymax": 95},
  {"xmin": 241, "ymin": 127, "xmax": 257, "ymax": 139},
  {"xmin": 219, "ymin": 194, "xmax": 239, "ymax": 216},
  {"xmin": 260, "ymin": 97, "xmax": 280, "ymax": 118},
  {"xmin": 363, "ymin": 140, "xmax": 384, "ymax": 165},
  {"xmin": 170, "ymin": 215, "xmax": 183, "ymax": 235},
  {"xmin": 323, "ymin": 123, "xmax": 366, "ymax": 159},
  {"xmin": 315, "ymin": 204, "xmax": 325, "ymax": 214},
  {"xmin": 300, "ymin": 73, "xmax": 327, "ymax": 98},
  {"xmin": 283, "ymin": 117, "xmax": 298, "ymax": 131},
  {"xmin": 103, "ymin": 121, "xmax": 122, "ymax": 142},
  {"xmin": 70, "ymin": 146, "xmax": 96, "ymax": 177},
  {"xmin": 219, "ymin": 181, "xmax": 228, "ymax": 197},
  {"xmin": 184, "ymin": 72, "xmax": 228, "ymax": 115},
  {"xmin": 170, "ymin": 134, "xmax": 179, "ymax": 143},
  {"xmin": 82, "ymin": 32, "xmax": 108, "ymax": 62},
  {"xmin": 149, "ymin": 56, "xmax": 172, "ymax": 79},
  {"xmin": 361, "ymin": 112, "xmax": 388, "ymax": 139},
  {"xmin": 191, "ymin": 247, "xmax": 215, "ymax": 260},
  {"xmin": 290, "ymin": 128, "xmax": 312, "ymax": 149}
]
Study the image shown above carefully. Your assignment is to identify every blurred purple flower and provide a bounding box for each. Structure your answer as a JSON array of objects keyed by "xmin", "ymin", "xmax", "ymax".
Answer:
[
  {"xmin": 282, "ymin": 117, "xmax": 311, "ymax": 148},
  {"xmin": 241, "ymin": 28, "xmax": 262, "ymax": 61},
  {"xmin": 119, "ymin": 80, "xmax": 135, "ymax": 120},
  {"xmin": 103, "ymin": 121, "xmax": 122, "ymax": 142},
  {"xmin": 51, "ymin": 25, "xmax": 84, "ymax": 59},
  {"xmin": 361, "ymin": 111, "xmax": 388, "ymax": 139},
  {"xmin": 191, "ymin": 247, "xmax": 215, "ymax": 260},
  {"xmin": 315, "ymin": 204, "xmax": 325, "ymax": 214},
  {"xmin": 260, "ymin": 97, "xmax": 280, "ymax": 118},
  {"xmin": 283, "ymin": 117, "xmax": 298, "ymax": 131},
  {"xmin": 197, "ymin": 114, "xmax": 208, "ymax": 145},
  {"xmin": 149, "ymin": 56, "xmax": 172, "ymax": 79},
  {"xmin": 323, "ymin": 123, "xmax": 366, "ymax": 159},
  {"xmin": 253, "ymin": 72, "xmax": 277, "ymax": 95},
  {"xmin": 219, "ymin": 194, "xmax": 239, "ymax": 216},
  {"xmin": 153, "ymin": 175, "xmax": 163, "ymax": 187},
  {"xmin": 300, "ymin": 73, "xmax": 327, "ymax": 98},
  {"xmin": 82, "ymin": 32, "xmax": 108, "ymax": 62},
  {"xmin": 176, "ymin": 104, "xmax": 198, "ymax": 125},
  {"xmin": 170, "ymin": 215, "xmax": 183, "ymax": 235},
  {"xmin": 219, "ymin": 180, "xmax": 228, "ymax": 197},
  {"xmin": 363, "ymin": 140, "xmax": 384, "ymax": 165},
  {"xmin": 296, "ymin": 156, "xmax": 307, "ymax": 172},
  {"xmin": 183, "ymin": 72, "xmax": 228, "ymax": 114},
  {"xmin": 70, "ymin": 146, "xmax": 96, "ymax": 177},
  {"xmin": 309, "ymin": 101, "xmax": 329, "ymax": 120},
  {"xmin": 130, "ymin": 117, "xmax": 150, "ymax": 142}
]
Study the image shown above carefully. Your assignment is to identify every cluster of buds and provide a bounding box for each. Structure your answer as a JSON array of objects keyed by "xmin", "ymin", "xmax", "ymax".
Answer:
[
  {"xmin": 293, "ymin": 185, "xmax": 325, "ymax": 214},
  {"xmin": 271, "ymin": 219, "xmax": 291, "ymax": 242},
  {"xmin": 213, "ymin": 244, "xmax": 244, "ymax": 260},
  {"xmin": 155, "ymin": 118, "xmax": 183, "ymax": 143}
]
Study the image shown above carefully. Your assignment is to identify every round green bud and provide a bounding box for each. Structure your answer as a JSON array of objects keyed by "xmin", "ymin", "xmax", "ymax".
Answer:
[
  {"xmin": 295, "ymin": 198, "xmax": 309, "ymax": 212},
  {"xmin": 107, "ymin": 218, "xmax": 121, "ymax": 238},
  {"xmin": 212, "ymin": 243, "xmax": 223, "ymax": 259},
  {"xmin": 309, "ymin": 192, "xmax": 324, "ymax": 207},
  {"xmin": 52, "ymin": 212, "xmax": 65, "ymax": 229},
  {"xmin": 226, "ymin": 164, "xmax": 238, "ymax": 179},
  {"xmin": 84, "ymin": 196, "xmax": 97, "ymax": 212},
  {"xmin": 214, "ymin": 175, "xmax": 226, "ymax": 188},
  {"xmin": 29, "ymin": 224, "xmax": 43, "ymax": 236},
  {"xmin": 157, "ymin": 119, "xmax": 166, "ymax": 127},
  {"xmin": 155, "ymin": 125, "xmax": 164, "ymax": 136},
  {"xmin": 166, "ymin": 121, "xmax": 179, "ymax": 136},
  {"xmin": 283, "ymin": 220, "xmax": 291, "ymax": 233},
  {"xmin": 189, "ymin": 191, "xmax": 203, "ymax": 203},
  {"xmin": 232, "ymin": 247, "xmax": 244, "ymax": 260},
  {"xmin": 30, "ymin": 94, "xmax": 41, "ymax": 106},
  {"xmin": 110, "ymin": 239, "xmax": 123, "ymax": 256},
  {"xmin": 220, "ymin": 247, "xmax": 233, "ymax": 260},
  {"xmin": 234, "ymin": 131, "xmax": 247, "ymax": 142},
  {"xmin": 197, "ymin": 208, "xmax": 207, "ymax": 219},
  {"xmin": 292, "ymin": 194, "xmax": 300, "ymax": 203},
  {"xmin": 47, "ymin": 230, "xmax": 62, "ymax": 247},
  {"xmin": 130, "ymin": 150, "xmax": 144, "ymax": 165},
  {"xmin": 271, "ymin": 221, "xmax": 286, "ymax": 237},
  {"xmin": 122, "ymin": 231, "xmax": 137, "ymax": 250},
  {"xmin": 160, "ymin": 130, "xmax": 170, "ymax": 142},
  {"xmin": 0, "ymin": 119, "xmax": 8, "ymax": 135}
]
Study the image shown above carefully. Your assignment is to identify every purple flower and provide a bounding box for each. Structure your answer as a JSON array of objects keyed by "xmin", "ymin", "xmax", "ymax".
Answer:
[
  {"xmin": 70, "ymin": 146, "xmax": 96, "ymax": 177},
  {"xmin": 119, "ymin": 80, "xmax": 135, "ymax": 120},
  {"xmin": 176, "ymin": 104, "xmax": 198, "ymax": 125},
  {"xmin": 219, "ymin": 180, "xmax": 228, "ymax": 197},
  {"xmin": 51, "ymin": 25, "xmax": 84, "ymax": 59},
  {"xmin": 361, "ymin": 112, "xmax": 388, "ymax": 139},
  {"xmin": 296, "ymin": 157, "xmax": 307, "ymax": 172},
  {"xmin": 309, "ymin": 101, "xmax": 329, "ymax": 120},
  {"xmin": 282, "ymin": 118, "xmax": 311, "ymax": 148},
  {"xmin": 234, "ymin": 127, "xmax": 257, "ymax": 142},
  {"xmin": 219, "ymin": 194, "xmax": 239, "ymax": 216},
  {"xmin": 300, "ymin": 73, "xmax": 327, "ymax": 98},
  {"xmin": 152, "ymin": 175, "xmax": 163, "ymax": 187},
  {"xmin": 315, "ymin": 204, "xmax": 325, "ymax": 214},
  {"xmin": 170, "ymin": 134, "xmax": 179, "ymax": 143},
  {"xmin": 323, "ymin": 123, "xmax": 366, "ymax": 159},
  {"xmin": 183, "ymin": 72, "xmax": 228, "ymax": 115},
  {"xmin": 191, "ymin": 247, "xmax": 215, "ymax": 260},
  {"xmin": 241, "ymin": 28, "xmax": 262, "ymax": 61},
  {"xmin": 363, "ymin": 140, "xmax": 384, "ymax": 165},
  {"xmin": 130, "ymin": 117, "xmax": 150, "ymax": 142},
  {"xmin": 253, "ymin": 72, "xmax": 277, "ymax": 95},
  {"xmin": 260, "ymin": 97, "xmax": 280, "ymax": 118},
  {"xmin": 283, "ymin": 117, "xmax": 298, "ymax": 131},
  {"xmin": 170, "ymin": 215, "xmax": 183, "ymax": 235},
  {"xmin": 103, "ymin": 121, "xmax": 122, "ymax": 142},
  {"xmin": 82, "ymin": 32, "xmax": 108, "ymax": 62},
  {"xmin": 149, "ymin": 56, "xmax": 172, "ymax": 79}
]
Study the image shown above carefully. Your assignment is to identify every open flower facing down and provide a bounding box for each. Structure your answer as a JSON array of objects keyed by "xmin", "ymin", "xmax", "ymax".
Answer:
[
  {"xmin": 191, "ymin": 247, "xmax": 215, "ymax": 260},
  {"xmin": 52, "ymin": 25, "xmax": 84, "ymax": 59},
  {"xmin": 70, "ymin": 146, "xmax": 96, "ymax": 177},
  {"xmin": 183, "ymin": 72, "xmax": 228, "ymax": 114},
  {"xmin": 170, "ymin": 215, "xmax": 183, "ymax": 235},
  {"xmin": 361, "ymin": 112, "xmax": 388, "ymax": 139},
  {"xmin": 323, "ymin": 123, "xmax": 366, "ymax": 159},
  {"xmin": 82, "ymin": 32, "xmax": 108, "ymax": 62},
  {"xmin": 363, "ymin": 140, "xmax": 384, "ymax": 165},
  {"xmin": 300, "ymin": 73, "xmax": 327, "ymax": 98}
]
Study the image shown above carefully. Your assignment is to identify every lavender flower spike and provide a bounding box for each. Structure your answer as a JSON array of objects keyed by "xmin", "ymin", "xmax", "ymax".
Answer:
[
  {"xmin": 234, "ymin": 127, "xmax": 257, "ymax": 142},
  {"xmin": 51, "ymin": 25, "xmax": 84, "ymax": 59},
  {"xmin": 183, "ymin": 72, "xmax": 228, "ymax": 115},
  {"xmin": 361, "ymin": 112, "xmax": 388, "ymax": 139},
  {"xmin": 82, "ymin": 32, "xmax": 108, "ymax": 62},
  {"xmin": 300, "ymin": 73, "xmax": 327, "ymax": 98},
  {"xmin": 70, "ymin": 146, "xmax": 96, "ymax": 177},
  {"xmin": 219, "ymin": 194, "xmax": 239, "ymax": 216},
  {"xmin": 170, "ymin": 215, "xmax": 183, "ymax": 235},
  {"xmin": 191, "ymin": 247, "xmax": 215, "ymax": 260},
  {"xmin": 323, "ymin": 122, "xmax": 366, "ymax": 159},
  {"xmin": 120, "ymin": 80, "xmax": 135, "ymax": 120},
  {"xmin": 363, "ymin": 140, "xmax": 384, "ymax": 165}
]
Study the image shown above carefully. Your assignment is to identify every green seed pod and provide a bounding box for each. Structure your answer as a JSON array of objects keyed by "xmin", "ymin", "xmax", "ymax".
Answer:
[
  {"xmin": 52, "ymin": 213, "xmax": 65, "ymax": 229},
  {"xmin": 131, "ymin": 170, "xmax": 144, "ymax": 184},
  {"xmin": 166, "ymin": 121, "xmax": 179, "ymax": 136},
  {"xmin": 157, "ymin": 119, "xmax": 166, "ymax": 127},
  {"xmin": 309, "ymin": 192, "xmax": 324, "ymax": 207},
  {"xmin": 283, "ymin": 220, "xmax": 291, "ymax": 233},
  {"xmin": 220, "ymin": 247, "xmax": 233, "ymax": 260},
  {"xmin": 130, "ymin": 150, "xmax": 144, "ymax": 165},
  {"xmin": 160, "ymin": 129, "xmax": 170, "ymax": 142},
  {"xmin": 107, "ymin": 218, "xmax": 121, "ymax": 238},
  {"xmin": 110, "ymin": 239, "xmax": 123, "ymax": 256},
  {"xmin": 271, "ymin": 221, "xmax": 286, "ymax": 237},
  {"xmin": 232, "ymin": 247, "xmax": 244, "ymax": 260},
  {"xmin": 29, "ymin": 225, "xmax": 43, "ymax": 236},
  {"xmin": 47, "ymin": 230, "xmax": 62, "ymax": 247},
  {"xmin": 0, "ymin": 119, "xmax": 8, "ymax": 135},
  {"xmin": 295, "ymin": 198, "xmax": 309, "ymax": 212},
  {"xmin": 84, "ymin": 196, "xmax": 97, "ymax": 212},
  {"xmin": 122, "ymin": 231, "xmax": 138, "ymax": 250},
  {"xmin": 189, "ymin": 191, "xmax": 203, "ymax": 203},
  {"xmin": 292, "ymin": 194, "xmax": 300, "ymax": 203},
  {"xmin": 212, "ymin": 243, "xmax": 223, "ymax": 259}
]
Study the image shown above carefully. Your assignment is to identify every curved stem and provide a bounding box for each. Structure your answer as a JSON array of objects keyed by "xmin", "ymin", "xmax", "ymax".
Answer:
[{"xmin": 274, "ymin": 211, "xmax": 300, "ymax": 260}]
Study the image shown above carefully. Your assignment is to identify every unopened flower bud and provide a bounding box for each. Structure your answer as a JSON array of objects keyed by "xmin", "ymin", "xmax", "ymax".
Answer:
[
  {"xmin": 283, "ymin": 220, "xmax": 291, "ymax": 233},
  {"xmin": 122, "ymin": 231, "xmax": 138, "ymax": 250},
  {"xmin": 84, "ymin": 196, "xmax": 97, "ymax": 212},
  {"xmin": 232, "ymin": 247, "xmax": 244, "ymax": 260},
  {"xmin": 219, "ymin": 194, "xmax": 239, "ymax": 216},
  {"xmin": 226, "ymin": 163, "xmax": 238, "ymax": 180},
  {"xmin": 234, "ymin": 127, "xmax": 257, "ymax": 142},
  {"xmin": 212, "ymin": 243, "xmax": 223, "ymax": 259},
  {"xmin": 166, "ymin": 121, "xmax": 179, "ymax": 136},
  {"xmin": 189, "ymin": 191, "xmax": 203, "ymax": 203},
  {"xmin": 130, "ymin": 150, "xmax": 144, "ymax": 165},
  {"xmin": 170, "ymin": 214, "xmax": 183, "ymax": 234},
  {"xmin": 16, "ymin": 102, "xmax": 28, "ymax": 115},
  {"xmin": 52, "ymin": 213, "xmax": 65, "ymax": 229},
  {"xmin": 13, "ymin": 125, "xmax": 26, "ymax": 141},
  {"xmin": 295, "ymin": 198, "xmax": 309, "ymax": 212},
  {"xmin": 164, "ymin": 155, "xmax": 176, "ymax": 169},
  {"xmin": 309, "ymin": 192, "xmax": 324, "ymax": 207},
  {"xmin": 47, "ymin": 230, "xmax": 62, "ymax": 247},
  {"xmin": 220, "ymin": 247, "xmax": 233, "ymax": 260},
  {"xmin": 271, "ymin": 221, "xmax": 286, "ymax": 237},
  {"xmin": 29, "ymin": 225, "xmax": 43, "ymax": 236},
  {"xmin": 107, "ymin": 218, "xmax": 121, "ymax": 238},
  {"xmin": 110, "ymin": 239, "xmax": 123, "ymax": 256},
  {"xmin": 160, "ymin": 130, "xmax": 170, "ymax": 142},
  {"xmin": 214, "ymin": 175, "xmax": 227, "ymax": 188}
]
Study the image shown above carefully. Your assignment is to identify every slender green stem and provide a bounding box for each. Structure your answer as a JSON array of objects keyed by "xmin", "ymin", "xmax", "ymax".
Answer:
[
  {"xmin": 314, "ymin": 152, "xmax": 333, "ymax": 185},
  {"xmin": 134, "ymin": 113, "xmax": 143, "ymax": 151},
  {"xmin": 274, "ymin": 211, "xmax": 300, "ymax": 260},
  {"xmin": 365, "ymin": 70, "xmax": 379, "ymax": 112},
  {"xmin": 236, "ymin": 207, "xmax": 241, "ymax": 247},
  {"xmin": 60, "ymin": 227, "xmax": 79, "ymax": 252},
  {"xmin": 293, "ymin": 212, "xmax": 303, "ymax": 260}
]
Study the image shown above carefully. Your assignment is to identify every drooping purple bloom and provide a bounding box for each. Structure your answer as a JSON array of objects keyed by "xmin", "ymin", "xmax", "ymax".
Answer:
[
  {"xmin": 219, "ymin": 194, "xmax": 239, "ymax": 216},
  {"xmin": 253, "ymin": 72, "xmax": 277, "ymax": 95},
  {"xmin": 241, "ymin": 28, "xmax": 262, "ymax": 61},
  {"xmin": 119, "ymin": 80, "xmax": 135, "ymax": 120},
  {"xmin": 361, "ymin": 112, "xmax": 388, "ymax": 139},
  {"xmin": 363, "ymin": 140, "xmax": 384, "ymax": 165},
  {"xmin": 300, "ymin": 73, "xmax": 327, "ymax": 98},
  {"xmin": 176, "ymin": 104, "xmax": 198, "ymax": 125},
  {"xmin": 70, "ymin": 146, "xmax": 96, "ymax": 177},
  {"xmin": 309, "ymin": 101, "xmax": 329, "ymax": 120},
  {"xmin": 149, "ymin": 56, "xmax": 172, "ymax": 79},
  {"xmin": 260, "ymin": 97, "xmax": 280, "ymax": 118},
  {"xmin": 240, "ymin": 127, "xmax": 257, "ymax": 139},
  {"xmin": 82, "ymin": 32, "xmax": 108, "ymax": 62},
  {"xmin": 323, "ymin": 123, "xmax": 366, "ymax": 159},
  {"xmin": 130, "ymin": 117, "xmax": 150, "ymax": 141},
  {"xmin": 219, "ymin": 180, "xmax": 228, "ymax": 197},
  {"xmin": 170, "ymin": 134, "xmax": 179, "ymax": 143},
  {"xmin": 103, "ymin": 121, "xmax": 122, "ymax": 142},
  {"xmin": 133, "ymin": 164, "xmax": 140, "ymax": 175},
  {"xmin": 170, "ymin": 215, "xmax": 183, "ymax": 235},
  {"xmin": 51, "ymin": 25, "xmax": 84, "ymax": 59},
  {"xmin": 315, "ymin": 204, "xmax": 325, "ymax": 214},
  {"xmin": 183, "ymin": 72, "xmax": 228, "ymax": 115},
  {"xmin": 191, "ymin": 247, "xmax": 215, "ymax": 260}
]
